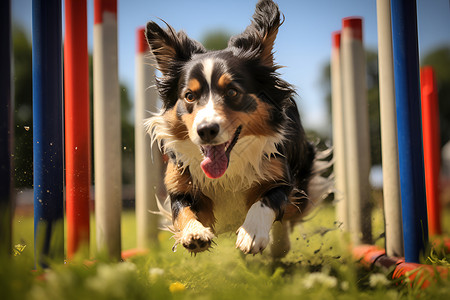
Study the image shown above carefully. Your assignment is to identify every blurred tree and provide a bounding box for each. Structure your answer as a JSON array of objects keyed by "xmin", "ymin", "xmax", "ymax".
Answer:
[
  {"xmin": 11, "ymin": 26, "xmax": 135, "ymax": 188},
  {"xmin": 119, "ymin": 85, "xmax": 135, "ymax": 185},
  {"xmin": 321, "ymin": 49, "xmax": 381, "ymax": 166},
  {"xmin": 422, "ymin": 46, "xmax": 450, "ymax": 147},
  {"xmin": 322, "ymin": 46, "xmax": 450, "ymax": 166},
  {"xmin": 202, "ymin": 30, "xmax": 231, "ymax": 50},
  {"xmin": 12, "ymin": 26, "xmax": 33, "ymax": 188}
]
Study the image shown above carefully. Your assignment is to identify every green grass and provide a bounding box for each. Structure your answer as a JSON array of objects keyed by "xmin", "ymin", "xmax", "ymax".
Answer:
[{"xmin": 3, "ymin": 204, "xmax": 450, "ymax": 300}]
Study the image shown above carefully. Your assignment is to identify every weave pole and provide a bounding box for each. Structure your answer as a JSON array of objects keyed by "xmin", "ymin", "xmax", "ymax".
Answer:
[
  {"xmin": 94, "ymin": 0, "xmax": 122, "ymax": 260},
  {"xmin": 135, "ymin": 28, "xmax": 161, "ymax": 249},
  {"xmin": 341, "ymin": 17, "xmax": 372, "ymax": 245},
  {"xmin": 420, "ymin": 66, "xmax": 442, "ymax": 236},
  {"xmin": 0, "ymin": 0, "xmax": 13, "ymax": 258},
  {"xmin": 391, "ymin": 0, "xmax": 428, "ymax": 263},
  {"xmin": 32, "ymin": 0, "xmax": 65, "ymax": 267},
  {"xmin": 330, "ymin": 31, "xmax": 349, "ymax": 231},
  {"xmin": 376, "ymin": 0, "xmax": 404, "ymax": 257},
  {"xmin": 64, "ymin": 0, "xmax": 91, "ymax": 259}
]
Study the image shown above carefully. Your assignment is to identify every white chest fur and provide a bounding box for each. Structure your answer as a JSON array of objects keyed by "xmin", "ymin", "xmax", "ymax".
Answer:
[
  {"xmin": 149, "ymin": 116, "xmax": 285, "ymax": 233},
  {"xmin": 185, "ymin": 136, "xmax": 284, "ymax": 234}
]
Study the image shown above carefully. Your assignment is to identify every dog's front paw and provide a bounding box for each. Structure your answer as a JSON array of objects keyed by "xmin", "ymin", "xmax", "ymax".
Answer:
[
  {"xmin": 175, "ymin": 220, "xmax": 215, "ymax": 254},
  {"xmin": 235, "ymin": 201, "xmax": 276, "ymax": 255}
]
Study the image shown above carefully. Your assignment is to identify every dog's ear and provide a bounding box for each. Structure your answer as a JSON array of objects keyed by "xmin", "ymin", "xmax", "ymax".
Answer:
[
  {"xmin": 145, "ymin": 21, "xmax": 206, "ymax": 75},
  {"xmin": 228, "ymin": 0, "xmax": 282, "ymax": 67}
]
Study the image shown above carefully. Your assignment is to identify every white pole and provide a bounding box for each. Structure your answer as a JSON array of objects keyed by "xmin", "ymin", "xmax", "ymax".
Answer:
[
  {"xmin": 93, "ymin": 0, "xmax": 122, "ymax": 260},
  {"xmin": 341, "ymin": 17, "xmax": 372, "ymax": 245},
  {"xmin": 376, "ymin": 0, "xmax": 404, "ymax": 257},
  {"xmin": 135, "ymin": 27, "xmax": 161, "ymax": 249},
  {"xmin": 331, "ymin": 31, "xmax": 349, "ymax": 231}
]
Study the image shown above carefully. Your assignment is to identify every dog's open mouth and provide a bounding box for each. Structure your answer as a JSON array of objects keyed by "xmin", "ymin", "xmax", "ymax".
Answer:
[{"xmin": 200, "ymin": 125, "xmax": 242, "ymax": 179}]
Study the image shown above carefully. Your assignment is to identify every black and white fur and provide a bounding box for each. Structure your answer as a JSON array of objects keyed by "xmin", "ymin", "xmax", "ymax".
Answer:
[{"xmin": 145, "ymin": 0, "xmax": 331, "ymax": 257}]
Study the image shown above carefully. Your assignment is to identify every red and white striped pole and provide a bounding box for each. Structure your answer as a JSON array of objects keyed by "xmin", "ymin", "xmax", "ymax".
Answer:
[
  {"xmin": 420, "ymin": 66, "xmax": 442, "ymax": 236},
  {"xmin": 135, "ymin": 27, "xmax": 162, "ymax": 248},
  {"xmin": 93, "ymin": 0, "xmax": 122, "ymax": 260},
  {"xmin": 331, "ymin": 31, "xmax": 349, "ymax": 231},
  {"xmin": 64, "ymin": 0, "xmax": 91, "ymax": 259},
  {"xmin": 341, "ymin": 17, "xmax": 372, "ymax": 245}
]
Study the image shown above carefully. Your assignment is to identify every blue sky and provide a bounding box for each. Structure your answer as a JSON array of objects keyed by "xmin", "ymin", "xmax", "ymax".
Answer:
[{"xmin": 12, "ymin": 0, "xmax": 450, "ymax": 134}]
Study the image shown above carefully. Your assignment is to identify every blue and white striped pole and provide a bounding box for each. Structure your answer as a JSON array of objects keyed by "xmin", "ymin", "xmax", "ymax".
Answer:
[
  {"xmin": 32, "ymin": 0, "xmax": 65, "ymax": 267},
  {"xmin": 391, "ymin": 0, "xmax": 428, "ymax": 263}
]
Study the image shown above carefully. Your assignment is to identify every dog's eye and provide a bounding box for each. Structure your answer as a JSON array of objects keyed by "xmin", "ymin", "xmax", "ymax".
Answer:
[
  {"xmin": 185, "ymin": 92, "xmax": 195, "ymax": 102},
  {"xmin": 226, "ymin": 88, "xmax": 238, "ymax": 98}
]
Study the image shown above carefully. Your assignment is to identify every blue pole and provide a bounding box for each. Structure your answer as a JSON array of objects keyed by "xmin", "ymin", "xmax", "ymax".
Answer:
[
  {"xmin": 0, "ymin": 0, "xmax": 13, "ymax": 257},
  {"xmin": 391, "ymin": 0, "xmax": 428, "ymax": 263},
  {"xmin": 32, "ymin": 0, "xmax": 64, "ymax": 267}
]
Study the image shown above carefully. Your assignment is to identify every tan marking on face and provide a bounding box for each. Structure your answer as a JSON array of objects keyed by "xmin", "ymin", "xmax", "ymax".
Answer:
[
  {"xmin": 184, "ymin": 99, "xmax": 233, "ymax": 144},
  {"xmin": 188, "ymin": 78, "xmax": 201, "ymax": 93},
  {"xmin": 180, "ymin": 109, "xmax": 195, "ymax": 129},
  {"xmin": 188, "ymin": 92, "xmax": 276, "ymax": 146},
  {"xmin": 163, "ymin": 105, "xmax": 189, "ymax": 140},
  {"xmin": 217, "ymin": 73, "xmax": 232, "ymax": 89},
  {"xmin": 226, "ymin": 97, "xmax": 276, "ymax": 137},
  {"xmin": 181, "ymin": 110, "xmax": 197, "ymax": 141}
]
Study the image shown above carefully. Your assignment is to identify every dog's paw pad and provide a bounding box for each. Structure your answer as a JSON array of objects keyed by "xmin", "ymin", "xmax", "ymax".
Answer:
[
  {"xmin": 177, "ymin": 220, "xmax": 215, "ymax": 254},
  {"xmin": 182, "ymin": 235, "xmax": 211, "ymax": 252}
]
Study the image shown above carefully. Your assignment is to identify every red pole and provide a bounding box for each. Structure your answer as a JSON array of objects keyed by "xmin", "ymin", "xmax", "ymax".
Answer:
[
  {"xmin": 420, "ymin": 66, "xmax": 442, "ymax": 236},
  {"xmin": 64, "ymin": 0, "xmax": 91, "ymax": 258}
]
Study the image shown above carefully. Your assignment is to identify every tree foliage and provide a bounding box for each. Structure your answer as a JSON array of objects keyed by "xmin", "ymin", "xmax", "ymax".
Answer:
[
  {"xmin": 202, "ymin": 30, "xmax": 231, "ymax": 50},
  {"xmin": 322, "ymin": 46, "xmax": 450, "ymax": 166},
  {"xmin": 12, "ymin": 26, "xmax": 33, "ymax": 188},
  {"xmin": 12, "ymin": 25, "xmax": 135, "ymax": 188},
  {"xmin": 322, "ymin": 49, "xmax": 382, "ymax": 166}
]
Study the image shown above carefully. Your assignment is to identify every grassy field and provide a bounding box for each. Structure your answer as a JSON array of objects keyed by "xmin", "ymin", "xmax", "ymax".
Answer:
[{"xmin": 2, "ymin": 203, "xmax": 450, "ymax": 300}]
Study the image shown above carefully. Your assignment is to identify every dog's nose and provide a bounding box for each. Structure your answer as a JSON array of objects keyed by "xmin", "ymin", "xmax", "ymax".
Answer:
[{"xmin": 197, "ymin": 122, "xmax": 220, "ymax": 143}]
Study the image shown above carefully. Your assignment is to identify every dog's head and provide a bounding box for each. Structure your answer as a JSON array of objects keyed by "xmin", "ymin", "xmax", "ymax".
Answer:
[{"xmin": 145, "ymin": 0, "xmax": 294, "ymax": 180}]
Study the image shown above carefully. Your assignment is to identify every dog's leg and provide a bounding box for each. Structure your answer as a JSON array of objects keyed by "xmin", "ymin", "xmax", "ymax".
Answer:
[
  {"xmin": 165, "ymin": 161, "xmax": 215, "ymax": 253},
  {"xmin": 171, "ymin": 193, "xmax": 215, "ymax": 253},
  {"xmin": 236, "ymin": 186, "xmax": 289, "ymax": 254},
  {"xmin": 270, "ymin": 221, "xmax": 291, "ymax": 258}
]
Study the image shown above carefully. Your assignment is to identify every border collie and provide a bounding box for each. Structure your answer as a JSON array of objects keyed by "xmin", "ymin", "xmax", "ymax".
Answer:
[{"xmin": 145, "ymin": 0, "xmax": 331, "ymax": 257}]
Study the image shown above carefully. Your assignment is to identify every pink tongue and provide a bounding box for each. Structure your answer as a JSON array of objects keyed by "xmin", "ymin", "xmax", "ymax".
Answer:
[{"xmin": 200, "ymin": 144, "xmax": 229, "ymax": 179}]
